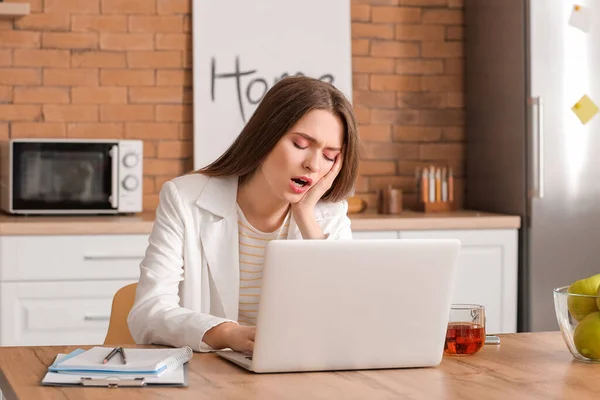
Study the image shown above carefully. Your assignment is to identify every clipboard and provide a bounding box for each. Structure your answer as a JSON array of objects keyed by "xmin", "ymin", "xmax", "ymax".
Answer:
[{"xmin": 41, "ymin": 354, "xmax": 188, "ymax": 388}]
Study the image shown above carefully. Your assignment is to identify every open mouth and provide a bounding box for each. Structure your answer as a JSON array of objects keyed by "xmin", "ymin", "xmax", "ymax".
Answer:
[{"xmin": 291, "ymin": 178, "xmax": 309, "ymax": 188}]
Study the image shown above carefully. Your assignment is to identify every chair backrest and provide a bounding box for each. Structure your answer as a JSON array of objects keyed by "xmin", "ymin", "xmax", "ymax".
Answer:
[{"xmin": 104, "ymin": 283, "xmax": 138, "ymax": 345}]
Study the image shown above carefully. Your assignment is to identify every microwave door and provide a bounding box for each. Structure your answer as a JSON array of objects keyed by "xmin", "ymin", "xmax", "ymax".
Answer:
[{"xmin": 11, "ymin": 142, "xmax": 116, "ymax": 213}]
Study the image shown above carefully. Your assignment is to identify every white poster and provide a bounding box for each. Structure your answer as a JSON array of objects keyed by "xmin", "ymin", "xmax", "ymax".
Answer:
[{"xmin": 192, "ymin": 0, "xmax": 353, "ymax": 169}]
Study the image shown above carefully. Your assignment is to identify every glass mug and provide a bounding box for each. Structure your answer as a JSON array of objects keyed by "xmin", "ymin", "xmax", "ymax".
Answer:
[{"xmin": 444, "ymin": 304, "xmax": 486, "ymax": 356}]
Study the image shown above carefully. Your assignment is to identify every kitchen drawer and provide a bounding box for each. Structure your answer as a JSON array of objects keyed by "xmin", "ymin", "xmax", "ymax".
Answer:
[
  {"xmin": 0, "ymin": 234, "xmax": 148, "ymax": 281},
  {"xmin": 0, "ymin": 280, "xmax": 135, "ymax": 346}
]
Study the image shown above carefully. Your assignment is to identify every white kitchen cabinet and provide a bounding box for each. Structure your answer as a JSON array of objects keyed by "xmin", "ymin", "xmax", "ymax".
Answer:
[
  {"xmin": 350, "ymin": 228, "xmax": 518, "ymax": 334},
  {"xmin": 0, "ymin": 234, "xmax": 148, "ymax": 346}
]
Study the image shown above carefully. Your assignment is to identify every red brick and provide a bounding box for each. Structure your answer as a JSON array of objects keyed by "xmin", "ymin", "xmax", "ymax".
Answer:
[
  {"xmin": 144, "ymin": 158, "xmax": 187, "ymax": 176},
  {"xmin": 0, "ymin": 105, "xmax": 42, "ymax": 121},
  {"xmin": 359, "ymin": 124, "xmax": 392, "ymax": 142},
  {"xmin": 11, "ymin": 122, "xmax": 66, "ymax": 137},
  {"xmin": 446, "ymin": 26, "xmax": 464, "ymax": 40},
  {"xmin": 99, "ymin": 33, "xmax": 154, "ymax": 50},
  {"xmin": 353, "ymin": 74, "xmax": 369, "ymax": 91},
  {"xmin": 45, "ymin": 0, "xmax": 99, "ymax": 13},
  {"xmin": 101, "ymin": 105, "xmax": 154, "ymax": 122},
  {"xmin": 0, "ymin": 86, "xmax": 11, "ymax": 103},
  {"xmin": 156, "ymin": 105, "xmax": 192, "ymax": 122},
  {"xmin": 182, "ymin": 15, "xmax": 191, "ymax": 33},
  {"xmin": 442, "ymin": 127, "xmax": 465, "ymax": 141},
  {"xmin": 369, "ymin": 176, "xmax": 416, "ymax": 191},
  {"xmin": 42, "ymin": 32, "xmax": 98, "ymax": 49},
  {"xmin": 365, "ymin": 142, "xmax": 419, "ymax": 160},
  {"xmin": 182, "ymin": 50, "xmax": 193, "ymax": 68},
  {"xmin": 0, "ymin": 31, "xmax": 40, "ymax": 48},
  {"xmin": 157, "ymin": 140, "xmax": 192, "ymax": 158},
  {"xmin": 397, "ymin": 160, "xmax": 438, "ymax": 176},
  {"xmin": 14, "ymin": 87, "xmax": 69, "ymax": 104},
  {"xmin": 43, "ymin": 105, "xmax": 98, "ymax": 122},
  {"xmin": 371, "ymin": 41, "xmax": 419, "ymax": 58},
  {"xmin": 448, "ymin": 0, "xmax": 464, "ymax": 8},
  {"xmin": 422, "ymin": 9, "xmax": 463, "ymax": 24},
  {"xmin": 371, "ymin": 109, "xmax": 419, "ymax": 125},
  {"xmin": 353, "ymin": 91, "xmax": 396, "ymax": 109},
  {"xmin": 397, "ymin": 92, "xmax": 446, "ymax": 108},
  {"xmin": 352, "ymin": 39, "xmax": 370, "ymax": 56},
  {"xmin": 0, "ymin": 123, "xmax": 8, "ymax": 139},
  {"xmin": 354, "ymin": 106, "xmax": 371, "ymax": 125},
  {"xmin": 421, "ymin": 42, "xmax": 463, "ymax": 58},
  {"xmin": 445, "ymin": 59, "xmax": 464, "ymax": 74},
  {"xmin": 72, "ymin": 87, "xmax": 127, "ymax": 104},
  {"xmin": 358, "ymin": 161, "xmax": 396, "ymax": 176},
  {"xmin": 67, "ymin": 122, "xmax": 124, "ymax": 138},
  {"xmin": 0, "ymin": 50, "xmax": 11, "ymax": 66},
  {"xmin": 72, "ymin": 51, "xmax": 126, "ymax": 67},
  {"xmin": 143, "ymin": 176, "xmax": 155, "ymax": 194},
  {"xmin": 101, "ymin": 0, "xmax": 156, "ymax": 14},
  {"xmin": 351, "ymin": 23, "xmax": 394, "ymax": 39},
  {"xmin": 100, "ymin": 69, "xmax": 155, "ymax": 86},
  {"xmin": 180, "ymin": 123, "xmax": 192, "ymax": 139},
  {"xmin": 395, "ymin": 24, "xmax": 445, "ymax": 41},
  {"xmin": 371, "ymin": 6, "xmax": 421, "ymax": 23},
  {"xmin": 127, "ymin": 51, "xmax": 182, "ymax": 68},
  {"xmin": 393, "ymin": 126, "xmax": 442, "ymax": 142},
  {"xmin": 156, "ymin": 34, "xmax": 191, "ymax": 51},
  {"xmin": 44, "ymin": 68, "xmax": 98, "ymax": 86},
  {"xmin": 399, "ymin": 0, "xmax": 446, "ymax": 4},
  {"xmin": 352, "ymin": 57, "xmax": 395, "ymax": 73},
  {"xmin": 419, "ymin": 143, "xmax": 464, "ymax": 160},
  {"xmin": 352, "ymin": 0, "xmax": 399, "ymax": 4},
  {"xmin": 15, "ymin": 14, "xmax": 70, "ymax": 31},
  {"xmin": 157, "ymin": 70, "xmax": 192, "ymax": 86},
  {"xmin": 126, "ymin": 123, "xmax": 180, "ymax": 140},
  {"xmin": 157, "ymin": 0, "xmax": 191, "ymax": 14},
  {"xmin": 421, "ymin": 75, "xmax": 463, "ymax": 91},
  {"xmin": 395, "ymin": 59, "xmax": 444, "ymax": 75},
  {"xmin": 130, "ymin": 87, "xmax": 186, "ymax": 103},
  {"xmin": 351, "ymin": 4, "xmax": 371, "ymax": 22},
  {"xmin": 24, "ymin": 0, "xmax": 44, "ymax": 13},
  {"xmin": 370, "ymin": 75, "xmax": 420, "ymax": 91},
  {"xmin": 72, "ymin": 15, "xmax": 127, "ymax": 32},
  {"xmin": 129, "ymin": 16, "xmax": 183, "ymax": 33},
  {"xmin": 420, "ymin": 109, "xmax": 464, "ymax": 126},
  {"xmin": 143, "ymin": 194, "xmax": 160, "ymax": 212},
  {"xmin": 0, "ymin": 68, "xmax": 41, "ymax": 85},
  {"xmin": 144, "ymin": 141, "xmax": 157, "ymax": 157},
  {"xmin": 447, "ymin": 92, "xmax": 464, "ymax": 108},
  {"xmin": 14, "ymin": 49, "xmax": 70, "ymax": 67}
]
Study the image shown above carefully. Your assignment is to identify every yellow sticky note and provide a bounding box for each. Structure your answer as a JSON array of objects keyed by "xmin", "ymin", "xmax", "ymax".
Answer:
[
  {"xmin": 571, "ymin": 94, "xmax": 599, "ymax": 124},
  {"xmin": 569, "ymin": 4, "xmax": 592, "ymax": 32}
]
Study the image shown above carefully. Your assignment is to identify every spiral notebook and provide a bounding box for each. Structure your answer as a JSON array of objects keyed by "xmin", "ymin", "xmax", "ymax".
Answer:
[{"xmin": 48, "ymin": 346, "xmax": 193, "ymax": 376}]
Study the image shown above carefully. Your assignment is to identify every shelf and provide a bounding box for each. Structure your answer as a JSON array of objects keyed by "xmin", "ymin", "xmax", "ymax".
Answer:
[{"xmin": 0, "ymin": 2, "xmax": 30, "ymax": 19}]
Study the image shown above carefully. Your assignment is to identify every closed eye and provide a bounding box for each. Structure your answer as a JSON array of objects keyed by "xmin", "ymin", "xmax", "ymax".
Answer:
[
  {"xmin": 293, "ymin": 142, "xmax": 307, "ymax": 150},
  {"xmin": 323, "ymin": 154, "xmax": 335, "ymax": 162}
]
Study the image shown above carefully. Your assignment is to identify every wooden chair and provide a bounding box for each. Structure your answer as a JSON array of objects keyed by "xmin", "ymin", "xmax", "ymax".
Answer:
[{"xmin": 103, "ymin": 283, "xmax": 138, "ymax": 345}]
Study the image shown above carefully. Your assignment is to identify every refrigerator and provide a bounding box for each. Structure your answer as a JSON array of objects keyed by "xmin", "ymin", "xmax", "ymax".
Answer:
[{"xmin": 464, "ymin": 1, "xmax": 600, "ymax": 332}]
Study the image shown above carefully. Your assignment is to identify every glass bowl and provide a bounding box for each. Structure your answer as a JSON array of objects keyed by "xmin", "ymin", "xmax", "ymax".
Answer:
[{"xmin": 553, "ymin": 286, "xmax": 600, "ymax": 363}]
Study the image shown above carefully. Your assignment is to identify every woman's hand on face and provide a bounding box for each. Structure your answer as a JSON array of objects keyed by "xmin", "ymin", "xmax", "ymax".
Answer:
[{"xmin": 292, "ymin": 155, "xmax": 343, "ymax": 215}]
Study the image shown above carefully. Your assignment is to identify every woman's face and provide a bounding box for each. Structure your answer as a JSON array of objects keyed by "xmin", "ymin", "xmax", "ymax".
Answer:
[{"xmin": 258, "ymin": 109, "xmax": 344, "ymax": 204}]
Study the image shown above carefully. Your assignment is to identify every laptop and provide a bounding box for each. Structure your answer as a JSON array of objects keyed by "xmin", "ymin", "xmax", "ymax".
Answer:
[{"xmin": 217, "ymin": 239, "xmax": 461, "ymax": 373}]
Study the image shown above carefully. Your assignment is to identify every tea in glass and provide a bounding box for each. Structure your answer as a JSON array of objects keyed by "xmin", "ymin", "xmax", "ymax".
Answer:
[{"xmin": 444, "ymin": 304, "xmax": 485, "ymax": 356}]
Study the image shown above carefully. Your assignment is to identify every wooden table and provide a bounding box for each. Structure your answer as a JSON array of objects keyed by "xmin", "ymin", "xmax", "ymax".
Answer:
[{"xmin": 0, "ymin": 332, "xmax": 599, "ymax": 400}]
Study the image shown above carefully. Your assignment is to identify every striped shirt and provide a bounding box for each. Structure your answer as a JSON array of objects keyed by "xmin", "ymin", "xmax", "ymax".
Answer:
[{"xmin": 237, "ymin": 204, "xmax": 290, "ymax": 326}]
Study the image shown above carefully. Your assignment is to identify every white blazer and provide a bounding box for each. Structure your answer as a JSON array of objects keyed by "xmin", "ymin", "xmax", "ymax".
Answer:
[{"xmin": 127, "ymin": 173, "xmax": 352, "ymax": 352}]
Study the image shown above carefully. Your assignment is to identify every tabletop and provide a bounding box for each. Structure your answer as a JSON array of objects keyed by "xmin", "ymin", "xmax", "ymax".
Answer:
[{"xmin": 0, "ymin": 331, "xmax": 599, "ymax": 400}]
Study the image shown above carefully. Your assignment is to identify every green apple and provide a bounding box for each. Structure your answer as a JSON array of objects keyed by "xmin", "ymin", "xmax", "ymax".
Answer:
[
  {"xmin": 567, "ymin": 273, "xmax": 600, "ymax": 322},
  {"xmin": 573, "ymin": 311, "xmax": 600, "ymax": 360}
]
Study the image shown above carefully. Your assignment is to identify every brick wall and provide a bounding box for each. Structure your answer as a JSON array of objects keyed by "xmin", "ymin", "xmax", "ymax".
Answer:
[{"xmin": 0, "ymin": 0, "xmax": 464, "ymax": 213}]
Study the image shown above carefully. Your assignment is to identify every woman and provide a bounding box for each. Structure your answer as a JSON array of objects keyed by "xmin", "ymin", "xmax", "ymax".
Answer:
[{"xmin": 128, "ymin": 76, "xmax": 359, "ymax": 354}]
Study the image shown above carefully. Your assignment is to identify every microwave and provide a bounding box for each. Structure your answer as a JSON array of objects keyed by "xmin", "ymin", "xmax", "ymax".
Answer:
[{"xmin": 0, "ymin": 139, "xmax": 143, "ymax": 215}]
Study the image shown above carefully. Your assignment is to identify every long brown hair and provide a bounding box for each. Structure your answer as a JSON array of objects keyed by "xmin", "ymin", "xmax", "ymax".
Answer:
[{"xmin": 197, "ymin": 76, "xmax": 359, "ymax": 202}]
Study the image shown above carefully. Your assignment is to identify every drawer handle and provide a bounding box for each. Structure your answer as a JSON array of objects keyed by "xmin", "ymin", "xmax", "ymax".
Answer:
[
  {"xmin": 83, "ymin": 255, "xmax": 143, "ymax": 261},
  {"xmin": 84, "ymin": 315, "xmax": 110, "ymax": 321}
]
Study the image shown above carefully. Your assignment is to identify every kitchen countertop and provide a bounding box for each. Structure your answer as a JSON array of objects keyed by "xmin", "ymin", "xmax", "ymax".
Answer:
[{"xmin": 0, "ymin": 210, "xmax": 520, "ymax": 235}]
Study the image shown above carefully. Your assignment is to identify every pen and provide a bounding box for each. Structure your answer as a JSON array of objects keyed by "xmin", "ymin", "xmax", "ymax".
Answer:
[
  {"xmin": 103, "ymin": 347, "xmax": 119, "ymax": 364},
  {"xmin": 119, "ymin": 347, "xmax": 127, "ymax": 364}
]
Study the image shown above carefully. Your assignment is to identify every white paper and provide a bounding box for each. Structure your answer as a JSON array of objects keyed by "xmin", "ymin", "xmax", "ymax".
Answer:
[{"xmin": 568, "ymin": 4, "xmax": 593, "ymax": 33}]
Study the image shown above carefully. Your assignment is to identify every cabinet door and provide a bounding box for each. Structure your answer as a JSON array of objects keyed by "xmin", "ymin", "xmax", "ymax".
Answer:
[
  {"xmin": 0, "ymin": 280, "xmax": 135, "ymax": 346},
  {"xmin": 399, "ymin": 229, "xmax": 518, "ymax": 334}
]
